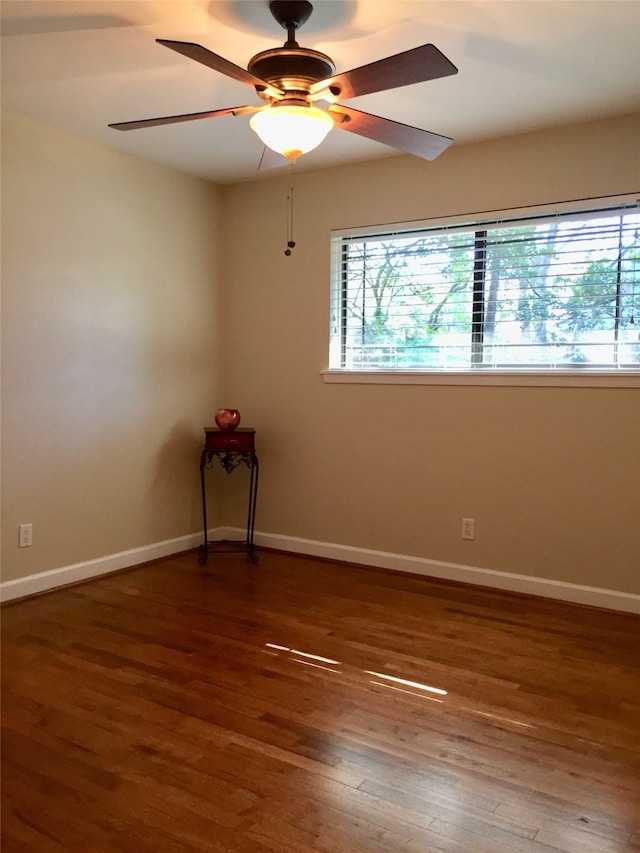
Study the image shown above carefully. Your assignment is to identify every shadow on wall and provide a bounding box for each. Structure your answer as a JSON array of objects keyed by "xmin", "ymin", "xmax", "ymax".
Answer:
[{"xmin": 149, "ymin": 420, "xmax": 207, "ymax": 542}]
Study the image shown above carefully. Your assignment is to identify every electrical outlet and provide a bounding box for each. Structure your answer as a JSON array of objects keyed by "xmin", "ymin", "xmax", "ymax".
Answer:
[
  {"xmin": 462, "ymin": 518, "xmax": 475, "ymax": 540},
  {"xmin": 19, "ymin": 523, "xmax": 33, "ymax": 548}
]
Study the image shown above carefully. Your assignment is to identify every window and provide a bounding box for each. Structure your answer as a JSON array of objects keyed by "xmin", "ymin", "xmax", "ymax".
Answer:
[{"xmin": 329, "ymin": 199, "xmax": 640, "ymax": 374}]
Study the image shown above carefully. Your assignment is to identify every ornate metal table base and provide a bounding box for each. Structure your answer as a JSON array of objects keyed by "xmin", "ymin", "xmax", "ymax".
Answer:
[{"xmin": 198, "ymin": 446, "xmax": 259, "ymax": 566}]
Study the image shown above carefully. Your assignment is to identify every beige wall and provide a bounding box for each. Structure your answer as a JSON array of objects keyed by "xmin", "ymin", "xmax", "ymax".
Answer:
[
  {"xmin": 1, "ymin": 112, "xmax": 223, "ymax": 582},
  {"xmin": 220, "ymin": 114, "xmax": 640, "ymax": 595},
  {"xmin": 2, "ymin": 111, "xmax": 639, "ymax": 597}
]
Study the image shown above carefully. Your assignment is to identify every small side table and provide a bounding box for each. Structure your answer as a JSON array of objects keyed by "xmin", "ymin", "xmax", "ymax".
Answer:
[{"xmin": 198, "ymin": 428, "xmax": 259, "ymax": 565}]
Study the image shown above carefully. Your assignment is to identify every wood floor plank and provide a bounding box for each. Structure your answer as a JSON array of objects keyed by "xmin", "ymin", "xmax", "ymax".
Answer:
[{"xmin": 2, "ymin": 550, "xmax": 639, "ymax": 851}]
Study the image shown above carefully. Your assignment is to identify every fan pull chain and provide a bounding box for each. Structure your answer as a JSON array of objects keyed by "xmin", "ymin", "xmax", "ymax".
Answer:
[{"xmin": 284, "ymin": 185, "xmax": 296, "ymax": 256}]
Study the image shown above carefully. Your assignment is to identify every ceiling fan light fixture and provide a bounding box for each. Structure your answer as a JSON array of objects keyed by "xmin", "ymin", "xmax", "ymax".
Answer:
[{"xmin": 250, "ymin": 103, "xmax": 333, "ymax": 163}]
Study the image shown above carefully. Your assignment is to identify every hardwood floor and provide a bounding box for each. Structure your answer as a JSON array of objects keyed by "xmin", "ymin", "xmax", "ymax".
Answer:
[{"xmin": 2, "ymin": 550, "xmax": 639, "ymax": 852}]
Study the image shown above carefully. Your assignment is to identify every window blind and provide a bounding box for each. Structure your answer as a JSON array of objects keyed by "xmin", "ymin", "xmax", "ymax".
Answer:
[{"xmin": 330, "ymin": 202, "xmax": 640, "ymax": 370}]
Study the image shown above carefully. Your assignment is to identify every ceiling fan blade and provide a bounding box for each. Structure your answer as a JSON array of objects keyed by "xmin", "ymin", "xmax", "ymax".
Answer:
[
  {"xmin": 109, "ymin": 105, "xmax": 257, "ymax": 131},
  {"xmin": 156, "ymin": 39, "xmax": 284, "ymax": 98},
  {"xmin": 329, "ymin": 105, "xmax": 453, "ymax": 161},
  {"xmin": 311, "ymin": 44, "xmax": 457, "ymax": 101}
]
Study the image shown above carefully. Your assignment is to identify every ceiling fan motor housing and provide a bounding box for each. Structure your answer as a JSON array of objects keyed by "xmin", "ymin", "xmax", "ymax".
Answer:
[{"xmin": 248, "ymin": 48, "xmax": 335, "ymax": 100}]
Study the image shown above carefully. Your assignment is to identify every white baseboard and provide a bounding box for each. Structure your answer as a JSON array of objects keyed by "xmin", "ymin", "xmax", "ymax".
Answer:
[
  {"xmin": 0, "ymin": 529, "xmax": 222, "ymax": 603},
  {"xmin": 3, "ymin": 526, "xmax": 639, "ymax": 615},
  {"xmin": 243, "ymin": 528, "xmax": 640, "ymax": 615}
]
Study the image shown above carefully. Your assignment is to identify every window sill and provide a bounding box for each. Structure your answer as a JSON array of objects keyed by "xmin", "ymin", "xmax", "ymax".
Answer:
[{"xmin": 321, "ymin": 370, "xmax": 640, "ymax": 388}]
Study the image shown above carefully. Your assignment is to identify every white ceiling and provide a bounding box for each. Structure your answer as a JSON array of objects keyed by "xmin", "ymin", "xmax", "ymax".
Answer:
[{"xmin": 2, "ymin": 0, "xmax": 639, "ymax": 185}]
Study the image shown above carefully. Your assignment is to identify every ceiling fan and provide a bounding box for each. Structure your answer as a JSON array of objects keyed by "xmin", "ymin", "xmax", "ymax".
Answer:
[{"xmin": 109, "ymin": 0, "xmax": 458, "ymax": 170}]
